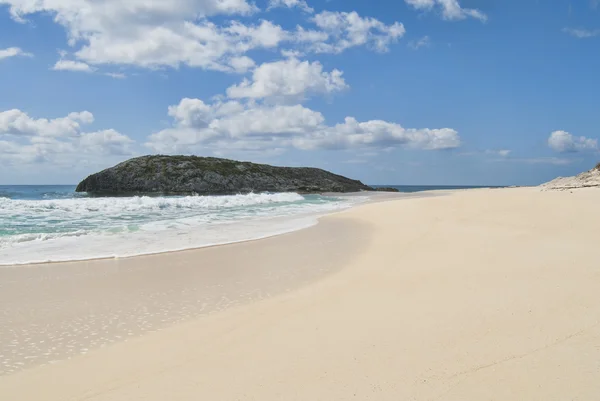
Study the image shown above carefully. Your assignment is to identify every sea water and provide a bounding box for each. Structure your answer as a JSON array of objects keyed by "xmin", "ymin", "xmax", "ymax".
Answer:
[{"xmin": 0, "ymin": 185, "xmax": 368, "ymax": 265}]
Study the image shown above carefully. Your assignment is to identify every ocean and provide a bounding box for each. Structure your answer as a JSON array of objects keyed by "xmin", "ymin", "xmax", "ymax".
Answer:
[
  {"xmin": 0, "ymin": 184, "xmax": 490, "ymax": 265},
  {"xmin": 371, "ymin": 185, "xmax": 498, "ymax": 192}
]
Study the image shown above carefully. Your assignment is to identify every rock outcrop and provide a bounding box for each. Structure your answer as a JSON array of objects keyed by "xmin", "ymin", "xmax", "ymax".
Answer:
[
  {"xmin": 76, "ymin": 155, "xmax": 374, "ymax": 195},
  {"xmin": 540, "ymin": 163, "xmax": 600, "ymax": 190},
  {"xmin": 373, "ymin": 187, "xmax": 400, "ymax": 192}
]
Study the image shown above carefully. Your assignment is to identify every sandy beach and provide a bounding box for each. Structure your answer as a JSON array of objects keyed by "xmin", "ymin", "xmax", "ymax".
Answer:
[{"xmin": 1, "ymin": 187, "xmax": 599, "ymax": 400}]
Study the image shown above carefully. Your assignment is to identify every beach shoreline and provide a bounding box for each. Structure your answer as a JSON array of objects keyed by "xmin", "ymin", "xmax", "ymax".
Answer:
[
  {"xmin": 2, "ymin": 186, "xmax": 599, "ymax": 400},
  {"xmin": 0, "ymin": 190, "xmax": 435, "ymax": 267}
]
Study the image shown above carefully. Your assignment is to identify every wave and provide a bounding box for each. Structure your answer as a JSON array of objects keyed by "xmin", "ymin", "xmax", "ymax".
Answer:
[
  {"xmin": 1, "ymin": 230, "xmax": 90, "ymax": 245},
  {"xmin": 0, "ymin": 192, "xmax": 368, "ymax": 265},
  {"xmin": 0, "ymin": 192, "xmax": 306, "ymax": 215}
]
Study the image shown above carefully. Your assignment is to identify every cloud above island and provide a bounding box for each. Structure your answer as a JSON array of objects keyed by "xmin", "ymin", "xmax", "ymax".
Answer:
[{"xmin": 146, "ymin": 97, "xmax": 460, "ymax": 155}]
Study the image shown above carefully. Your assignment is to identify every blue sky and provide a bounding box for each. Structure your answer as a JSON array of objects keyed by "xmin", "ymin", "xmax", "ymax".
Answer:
[{"xmin": 1, "ymin": 0, "xmax": 599, "ymax": 185}]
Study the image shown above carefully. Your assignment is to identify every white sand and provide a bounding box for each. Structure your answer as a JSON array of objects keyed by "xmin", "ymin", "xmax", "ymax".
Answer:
[{"xmin": 1, "ymin": 187, "xmax": 599, "ymax": 400}]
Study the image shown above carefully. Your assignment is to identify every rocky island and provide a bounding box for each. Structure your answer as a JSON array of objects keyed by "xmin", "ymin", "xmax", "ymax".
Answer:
[{"xmin": 76, "ymin": 155, "xmax": 376, "ymax": 195}]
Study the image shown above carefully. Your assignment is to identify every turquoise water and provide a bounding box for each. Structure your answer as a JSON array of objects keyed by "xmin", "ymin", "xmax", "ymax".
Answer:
[
  {"xmin": 0, "ymin": 186, "xmax": 365, "ymax": 265},
  {"xmin": 371, "ymin": 185, "xmax": 499, "ymax": 192},
  {"xmin": 0, "ymin": 184, "xmax": 494, "ymax": 265},
  {"xmin": 0, "ymin": 185, "xmax": 82, "ymax": 200}
]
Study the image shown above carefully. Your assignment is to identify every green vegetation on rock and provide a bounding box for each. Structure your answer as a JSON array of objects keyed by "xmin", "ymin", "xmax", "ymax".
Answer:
[{"xmin": 76, "ymin": 155, "xmax": 374, "ymax": 195}]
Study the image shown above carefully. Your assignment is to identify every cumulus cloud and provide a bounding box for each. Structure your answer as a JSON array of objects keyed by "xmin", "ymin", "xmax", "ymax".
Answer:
[
  {"xmin": 226, "ymin": 57, "xmax": 347, "ymax": 101},
  {"xmin": 2, "ymin": 0, "xmax": 256, "ymax": 24},
  {"xmin": 73, "ymin": 19, "xmax": 289, "ymax": 71},
  {"xmin": 0, "ymin": 47, "xmax": 33, "ymax": 60},
  {"xmin": 146, "ymin": 98, "xmax": 460, "ymax": 154},
  {"xmin": 228, "ymin": 56, "xmax": 256, "ymax": 73},
  {"xmin": 0, "ymin": 109, "xmax": 135, "ymax": 165},
  {"xmin": 292, "ymin": 117, "xmax": 460, "ymax": 151},
  {"xmin": 52, "ymin": 59, "xmax": 95, "ymax": 72},
  {"xmin": 404, "ymin": 0, "xmax": 487, "ymax": 22},
  {"xmin": 548, "ymin": 130, "xmax": 598, "ymax": 153},
  {"xmin": 268, "ymin": 0, "xmax": 314, "ymax": 13},
  {"xmin": 80, "ymin": 129, "xmax": 134, "ymax": 155},
  {"xmin": 562, "ymin": 27, "xmax": 600, "ymax": 38},
  {"xmin": 1, "ymin": 1, "xmax": 404, "ymax": 72},
  {"xmin": 306, "ymin": 11, "xmax": 406, "ymax": 53},
  {"xmin": 0, "ymin": 109, "xmax": 94, "ymax": 137},
  {"xmin": 1, "ymin": 0, "xmax": 269, "ymax": 72}
]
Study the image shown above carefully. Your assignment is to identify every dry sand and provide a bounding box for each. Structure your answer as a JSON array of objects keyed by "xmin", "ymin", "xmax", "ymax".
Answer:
[{"xmin": 1, "ymin": 187, "xmax": 599, "ymax": 400}]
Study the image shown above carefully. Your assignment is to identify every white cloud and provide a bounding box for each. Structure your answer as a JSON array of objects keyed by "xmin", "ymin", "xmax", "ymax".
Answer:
[
  {"xmin": 280, "ymin": 49, "xmax": 305, "ymax": 58},
  {"xmin": 548, "ymin": 130, "xmax": 598, "ymax": 153},
  {"xmin": 268, "ymin": 0, "xmax": 314, "ymax": 13},
  {"xmin": 73, "ymin": 19, "xmax": 289, "ymax": 71},
  {"xmin": 409, "ymin": 35, "xmax": 431, "ymax": 49},
  {"xmin": 224, "ymin": 19, "xmax": 290, "ymax": 49},
  {"xmin": 0, "ymin": 0, "xmax": 274, "ymax": 72},
  {"xmin": 562, "ymin": 28, "xmax": 600, "ymax": 38},
  {"xmin": 295, "ymin": 27, "xmax": 330, "ymax": 44},
  {"xmin": 52, "ymin": 59, "xmax": 95, "ymax": 72},
  {"xmin": 292, "ymin": 117, "xmax": 460, "ymax": 151},
  {"xmin": 226, "ymin": 57, "xmax": 348, "ymax": 101},
  {"xmin": 0, "ymin": 109, "xmax": 135, "ymax": 166},
  {"xmin": 404, "ymin": 0, "xmax": 487, "ymax": 22},
  {"xmin": 80, "ymin": 129, "xmax": 134, "ymax": 155},
  {"xmin": 228, "ymin": 56, "xmax": 256, "ymax": 73},
  {"xmin": 2, "ymin": 0, "xmax": 256, "ymax": 24},
  {"xmin": 0, "ymin": 47, "xmax": 33, "ymax": 60},
  {"xmin": 484, "ymin": 149, "xmax": 511, "ymax": 157},
  {"xmin": 104, "ymin": 72, "xmax": 127, "ymax": 79},
  {"xmin": 0, "ymin": 109, "xmax": 94, "ymax": 137},
  {"xmin": 1, "ymin": 1, "xmax": 404, "ymax": 71},
  {"xmin": 307, "ymin": 11, "xmax": 406, "ymax": 53},
  {"xmin": 146, "ymin": 98, "xmax": 460, "ymax": 154}
]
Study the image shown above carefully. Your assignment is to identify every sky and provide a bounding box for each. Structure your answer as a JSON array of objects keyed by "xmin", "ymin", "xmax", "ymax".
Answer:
[{"xmin": 0, "ymin": 0, "xmax": 599, "ymax": 186}]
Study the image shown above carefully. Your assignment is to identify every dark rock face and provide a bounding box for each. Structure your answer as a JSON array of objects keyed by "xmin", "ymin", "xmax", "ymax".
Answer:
[{"xmin": 76, "ymin": 155, "xmax": 374, "ymax": 195}]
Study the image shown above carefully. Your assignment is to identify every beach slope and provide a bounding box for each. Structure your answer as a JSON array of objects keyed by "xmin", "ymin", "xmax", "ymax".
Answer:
[{"xmin": 1, "ymin": 187, "xmax": 599, "ymax": 400}]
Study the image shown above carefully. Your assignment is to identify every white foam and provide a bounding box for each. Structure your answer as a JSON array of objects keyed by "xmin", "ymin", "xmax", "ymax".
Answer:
[
  {"xmin": 0, "ymin": 192, "xmax": 305, "ymax": 216},
  {"xmin": 0, "ymin": 192, "xmax": 369, "ymax": 265}
]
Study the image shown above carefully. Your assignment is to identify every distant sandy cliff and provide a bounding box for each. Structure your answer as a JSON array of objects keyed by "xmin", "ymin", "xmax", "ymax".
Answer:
[{"xmin": 541, "ymin": 163, "xmax": 600, "ymax": 190}]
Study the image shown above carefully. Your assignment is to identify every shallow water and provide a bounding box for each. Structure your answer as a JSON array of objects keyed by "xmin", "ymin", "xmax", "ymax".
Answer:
[{"xmin": 0, "ymin": 185, "xmax": 367, "ymax": 265}]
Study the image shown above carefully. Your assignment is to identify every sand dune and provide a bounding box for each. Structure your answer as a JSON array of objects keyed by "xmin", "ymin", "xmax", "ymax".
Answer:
[
  {"xmin": 541, "ymin": 163, "xmax": 600, "ymax": 190},
  {"xmin": 1, "ymin": 187, "xmax": 599, "ymax": 400}
]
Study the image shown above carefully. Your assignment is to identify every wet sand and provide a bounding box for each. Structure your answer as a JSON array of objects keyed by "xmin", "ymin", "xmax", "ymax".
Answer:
[
  {"xmin": 1, "ymin": 187, "xmax": 600, "ymax": 400},
  {"xmin": 0, "ymin": 217, "xmax": 372, "ymax": 375}
]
